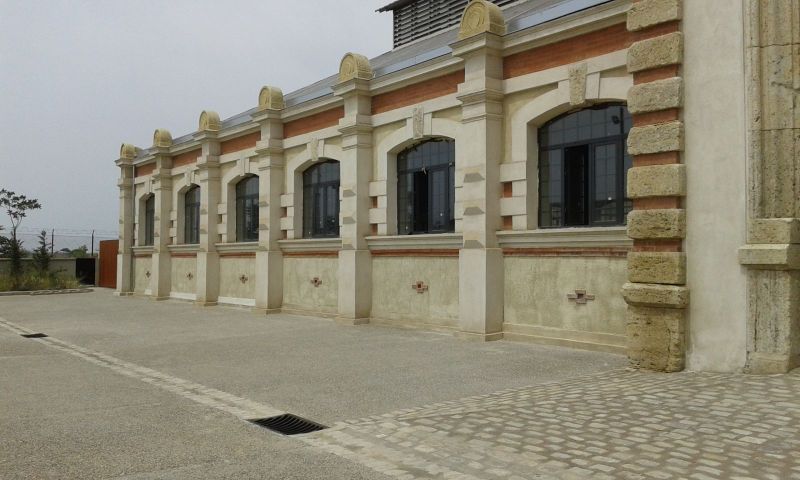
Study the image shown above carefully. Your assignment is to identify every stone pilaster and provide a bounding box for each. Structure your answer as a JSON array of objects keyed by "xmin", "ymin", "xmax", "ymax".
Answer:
[
  {"xmin": 150, "ymin": 141, "xmax": 173, "ymax": 300},
  {"xmin": 622, "ymin": 0, "xmax": 688, "ymax": 372},
  {"xmin": 115, "ymin": 143, "xmax": 137, "ymax": 296},
  {"xmin": 451, "ymin": 0, "xmax": 506, "ymax": 341},
  {"xmin": 333, "ymin": 53, "xmax": 374, "ymax": 325},
  {"xmin": 739, "ymin": 0, "xmax": 800, "ymax": 373},
  {"xmin": 252, "ymin": 87, "xmax": 285, "ymax": 314},
  {"xmin": 194, "ymin": 129, "xmax": 221, "ymax": 306}
]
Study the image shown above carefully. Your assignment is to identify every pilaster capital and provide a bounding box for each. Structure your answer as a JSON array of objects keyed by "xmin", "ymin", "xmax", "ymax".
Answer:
[
  {"xmin": 450, "ymin": 31, "xmax": 505, "ymax": 59},
  {"xmin": 255, "ymin": 138, "xmax": 284, "ymax": 157},
  {"xmin": 333, "ymin": 78, "xmax": 372, "ymax": 98}
]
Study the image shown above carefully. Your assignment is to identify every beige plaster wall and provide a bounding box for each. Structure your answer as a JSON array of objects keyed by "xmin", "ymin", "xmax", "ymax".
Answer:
[
  {"xmin": 218, "ymin": 257, "xmax": 256, "ymax": 300},
  {"xmin": 371, "ymin": 257, "xmax": 460, "ymax": 328},
  {"xmin": 133, "ymin": 256, "xmax": 152, "ymax": 294},
  {"xmin": 504, "ymin": 256, "xmax": 627, "ymax": 335},
  {"xmin": 683, "ymin": 0, "xmax": 748, "ymax": 372},
  {"xmin": 170, "ymin": 257, "xmax": 197, "ymax": 295},
  {"xmin": 282, "ymin": 257, "xmax": 338, "ymax": 314}
]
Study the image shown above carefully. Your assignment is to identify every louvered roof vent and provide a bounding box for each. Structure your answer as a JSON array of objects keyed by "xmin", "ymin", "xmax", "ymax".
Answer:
[{"xmin": 378, "ymin": 0, "xmax": 518, "ymax": 48}]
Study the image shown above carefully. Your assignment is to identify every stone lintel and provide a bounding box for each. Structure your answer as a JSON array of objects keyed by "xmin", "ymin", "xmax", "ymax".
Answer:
[
  {"xmin": 622, "ymin": 282, "xmax": 689, "ymax": 308},
  {"xmin": 627, "ymin": 209, "xmax": 686, "ymax": 240},
  {"xmin": 628, "ymin": 251, "xmax": 686, "ymax": 285},
  {"xmin": 627, "ymin": 32, "xmax": 683, "ymax": 73},
  {"xmin": 627, "ymin": 164, "xmax": 686, "ymax": 198}
]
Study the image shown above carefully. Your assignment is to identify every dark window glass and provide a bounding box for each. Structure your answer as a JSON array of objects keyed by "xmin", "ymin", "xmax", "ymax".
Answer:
[
  {"xmin": 184, "ymin": 186, "xmax": 200, "ymax": 245},
  {"xmin": 397, "ymin": 138, "xmax": 455, "ymax": 235},
  {"xmin": 236, "ymin": 176, "xmax": 259, "ymax": 242},
  {"xmin": 538, "ymin": 104, "xmax": 632, "ymax": 228},
  {"xmin": 303, "ymin": 161, "xmax": 340, "ymax": 238},
  {"xmin": 144, "ymin": 195, "xmax": 155, "ymax": 246}
]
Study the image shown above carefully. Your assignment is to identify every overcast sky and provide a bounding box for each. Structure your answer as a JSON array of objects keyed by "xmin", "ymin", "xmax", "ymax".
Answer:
[{"xmin": 0, "ymin": 0, "xmax": 393, "ymax": 235}]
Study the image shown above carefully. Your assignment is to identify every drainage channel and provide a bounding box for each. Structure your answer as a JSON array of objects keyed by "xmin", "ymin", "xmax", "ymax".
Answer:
[
  {"xmin": 248, "ymin": 413, "xmax": 327, "ymax": 435},
  {"xmin": 21, "ymin": 333, "xmax": 48, "ymax": 338}
]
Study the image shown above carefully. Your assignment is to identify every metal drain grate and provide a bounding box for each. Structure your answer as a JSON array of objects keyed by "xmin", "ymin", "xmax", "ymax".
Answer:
[
  {"xmin": 20, "ymin": 333, "xmax": 48, "ymax": 338},
  {"xmin": 248, "ymin": 414, "xmax": 327, "ymax": 435}
]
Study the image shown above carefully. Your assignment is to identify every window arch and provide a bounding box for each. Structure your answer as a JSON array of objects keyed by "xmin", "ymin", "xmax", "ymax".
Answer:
[
  {"xmin": 303, "ymin": 160, "xmax": 340, "ymax": 238},
  {"xmin": 184, "ymin": 186, "xmax": 200, "ymax": 245},
  {"xmin": 397, "ymin": 138, "xmax": 455, "ymax": 235},
  {"xmin": 538, "ymin": 104, "xmax": 632, "ymax": 228},
  {"xmin": 142, "ymin": 195, "xmax": 155, "ymax": 246},
  {"xmin": 235, "ymin": 176, "xmax": 259, "ymax": 242}
]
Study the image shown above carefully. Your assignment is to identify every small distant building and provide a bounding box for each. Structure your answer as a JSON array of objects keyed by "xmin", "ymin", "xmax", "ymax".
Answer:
[{"xmin": 114, "ymin": 0, "xmax": 799, "ymax": 374}]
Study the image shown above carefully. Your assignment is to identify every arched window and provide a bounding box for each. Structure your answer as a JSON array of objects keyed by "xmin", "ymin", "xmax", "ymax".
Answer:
[
  {"xmin": 143, "ymin": 195, "xmax": 155, "ymax": 246},
  {"xmin": 303, "ymin": 161, "xmax": 340, "ymax": 238},
  {"xmin": 235, "ymin": 176, "xmax": 259, "ymax": 242},
  {"xmin": 538, "ymin": 104, "xmax": 632, "ymax": 228},
  {"xmin": 397, "ymin": 138, "xmax": 455, "ymax": 235},
  {"xmin": 184, "ymin": 186, "xmax": 200, "ymax": 245}
]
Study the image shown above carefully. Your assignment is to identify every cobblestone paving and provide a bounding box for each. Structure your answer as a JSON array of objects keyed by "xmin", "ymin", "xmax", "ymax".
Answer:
[{"xmin": 305, "ymin": 369, "xmax": 800, "ymax": 480}]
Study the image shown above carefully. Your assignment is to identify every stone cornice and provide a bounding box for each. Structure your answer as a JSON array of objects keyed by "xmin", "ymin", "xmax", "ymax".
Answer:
[
  {"xmin": 366, "ymin": 233, "xmax": 463, "ymax": 251},
  {"xmin": 497, "ymin": 227, "xmax": 631, "ymax": 249}
]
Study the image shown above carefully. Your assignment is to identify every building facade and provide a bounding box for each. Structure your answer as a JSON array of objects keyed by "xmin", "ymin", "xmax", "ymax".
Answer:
[{"xmin": 114, "ymin": 0, "xmax": 799, "ymax": 374}]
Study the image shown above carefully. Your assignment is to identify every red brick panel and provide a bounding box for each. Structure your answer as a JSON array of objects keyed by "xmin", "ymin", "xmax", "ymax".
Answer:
[
  {"xmin": 284, "ymin": 107, "xmax": 345, "ymax": 139},
  {"xmin": 632, "ymin": 109, "xmax": 680, "ymax": 127},
  {"xmin": 172, "ymin": 149, "xmax": 201, "ymax": 168},
  {"xmin": 220, "ymin": 132, "xmax": 261, "ymax": 154},
  {"xmin": 634, "ymin": 65, "xmax": 680, "ymax": 84},
  {"xmin": 134, "ymin": 163, "xmax": 156, "ymax": 177},
  {"xmin": 371, "ymin": 71, "xmax": 465, "ymax": 115}
]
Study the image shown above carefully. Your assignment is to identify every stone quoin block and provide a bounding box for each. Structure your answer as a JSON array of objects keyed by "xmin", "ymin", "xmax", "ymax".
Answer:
[
  {"xmin": 627, "ymin": 121, "xmax": 684, "ymax": 155},
  {"xmin": 747, "ymin": 218, "xmax": 800, "ymax": 245},
  {"xmin": 627, "ymin": 0, "xmax": 682, "ymax": 32},
  {"xmin": 628, "ymin": 251, "xmax": 687, "ymax": 285},
  {"xmin": 622, "ymin": 282, "xmax": 689, "ymax": 308},
  {"xmin": 627, "ymin": 164, "xmax": 686, "ymax": 198},
  {"xmin": 627, "ymin": 208, "xmax": 686, "ymax": 239},
  {"xmin": 626, "ymin": 305, "xmax": 685, "ymax": 372},
  {"xmin": 738, "ymin": 244, "xmax": 800, "ymax": 270},
  {"xmin": 627, "ymin": 77, "xmax": 683, "ymax": 114},
  {"xmin": 627, "ymin": 32, "xmax": 683, "ymax": 73}
]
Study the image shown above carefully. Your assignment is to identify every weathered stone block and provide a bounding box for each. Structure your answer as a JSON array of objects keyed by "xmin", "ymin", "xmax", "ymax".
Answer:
[
  {"xmin": 622, "ymin": 282, "xmax": 689, "ymax": 308},
  {"xmin": 755, "ymin": 129, "xmax": 800, "ymax": 218},
  {"xmin": 627, "ymin": 0, "xmax": 682, "ymax": 32},
  {"xmin": 747, "ymin": 218, "xmax": 800, "ymax": 244},
  {"xmin": 627, "ymin": 164, "xmax": 686, "ymax": 198},
  {"xmin": 627, "ymin": 32, "xmax": 683, "ymax": 73},
  {"xmin": 627, "ymin": 121, "xmax": 684, "ymax": 155},
  {"xmin": 744, "ymin": 269, "xmax": 800, "ymax": 373},
  {"xmin": 627, "ymin": 77, "xmax": 683, "ymax": 114},
  {"xmin": 627, "ymin": 209, "xmax": 686, "ymax": 239},
  {"xmin": 739, "ymin": 244, "xmax": 800, "ymax": 270},
  {"xmin": 627, "ymin": 305, "xmax": 685, "ymax": 372},
  {"xmin": 628, "ymin": 251, "xmax": 686, "ymax": 285}
]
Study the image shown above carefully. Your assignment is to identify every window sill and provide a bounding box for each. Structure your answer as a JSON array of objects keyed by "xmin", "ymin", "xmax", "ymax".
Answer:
[
  {"xmin": 278, "ymin": 238, "xmax": 341, "ymax": 253},
  {"xmin": 366, "ymin": 233, "xmax": 463, "ymax": 251},
  {"xmin": 214, "ymin": 242, "xmax": 261, "ymax": 254},
  {"xmin": 168, "ymin": 244, "xmax": 201, "ymax": 253},
  {"xmin": 496, "ymin": 226, "xmax": 631, "ymax": 248},
  {"xmin": 131, "ymin": 245, "xmax": 155, "ymax": 254}
]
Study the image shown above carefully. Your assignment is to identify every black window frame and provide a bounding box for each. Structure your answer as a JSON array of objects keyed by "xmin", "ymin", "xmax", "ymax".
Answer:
[
  {"xmin": 235, "ymin": 176, "xmax": 259, "ymax": 243},
  {"xmin": 302, "ymin": 160, "xmax": 340, "ymax": 239},
  {"xmin": 143, "ymin": 195, "xmax": 155, "ymax": 246},
  {"xmin": 397, "ymin": 138, "xmax": 456, "ymax": 235},
  {"xmin": 537, "ymin": 103, "xmax": 632, "ymax": 229},
  {"xmin": 184, "ymin": 185, "xmax": 200, "ymax": 245}
]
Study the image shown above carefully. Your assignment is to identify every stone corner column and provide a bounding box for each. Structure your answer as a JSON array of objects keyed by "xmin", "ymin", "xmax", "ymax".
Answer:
[
  {"xmin": 194, "ymin": 130, "xmax": 221, "ymax": 306},
  {"xmin": 150, "ymin": 142, "xmax": 173, "ymax": 301},
  {"xmin": 333, "ymin": 53, "xmax": 374, "ymax": 325},
  {"xmin": 252, "ymin": 86, "xmax": 286, "ymax": 315},
  {"xmin": 115, "ymin": 144, "xmax": 137, "ymax": 296},
  {"xmin": 622, "ymin": 0, "xmax": 688, "ymax": 372},
  {"xmin": 738, "ymin": 0, "xmax": 800, "ymax": 374},
  {"xmin": 450, "ymin": 5, "xmax": 506, "ymax": 342}
]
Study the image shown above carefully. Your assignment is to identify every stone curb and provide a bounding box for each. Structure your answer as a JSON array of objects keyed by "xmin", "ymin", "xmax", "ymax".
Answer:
[{"xmin": 0, "ymin": 288, "xmax": 93, "ymax": 297}]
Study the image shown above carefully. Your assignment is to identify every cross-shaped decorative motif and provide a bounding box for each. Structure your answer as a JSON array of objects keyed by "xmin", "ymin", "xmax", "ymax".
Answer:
[
  {"xmin": 145, "ymin": 270, "xmax": 151, "ymax": 278},
  {"xmin": 567, "ymin": 289, "xmax": 595, "ymax": 304},
  {"xmin": 412, "ymin": 281, "xmax": 428, "ymax": 294},
  {"xmin": 310, "ymin": 277, "xmax": 322, "ymax": 287},
  {"xmin": 239, "ymin": 274, "xmax": 248, "ymax": 284},
  {"xmin": 186, "ymin": 272, "xmax": 193, "ymax": 280}
]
